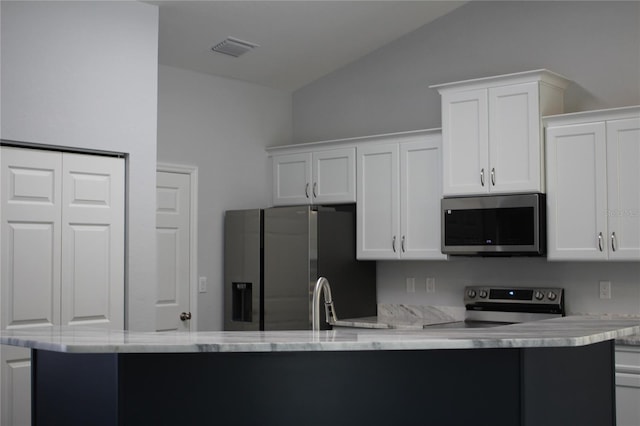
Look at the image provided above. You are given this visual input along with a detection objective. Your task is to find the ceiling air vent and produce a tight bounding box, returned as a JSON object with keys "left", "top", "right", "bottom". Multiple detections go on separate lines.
{"left": 211, "top": 37, "right": 259, "bottom": 58}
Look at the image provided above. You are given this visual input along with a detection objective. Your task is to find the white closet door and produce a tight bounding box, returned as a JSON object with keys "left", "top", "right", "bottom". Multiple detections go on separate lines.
{"left": 61, "top": 153, "right": 124, "bottom": 329}
{"left": 1, "top": 147, "right": 62, "bottom": 426}
{"left": 1, "top": 147, "right": 62, "bottom": 330}
{"left": 155, "top": 171, "right": 191, "bottom": 332}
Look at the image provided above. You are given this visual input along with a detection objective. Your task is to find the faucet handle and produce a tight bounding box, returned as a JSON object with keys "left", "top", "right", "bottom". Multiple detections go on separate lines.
{"left": 325, "top": 301, "right": 338, "bottom": 324}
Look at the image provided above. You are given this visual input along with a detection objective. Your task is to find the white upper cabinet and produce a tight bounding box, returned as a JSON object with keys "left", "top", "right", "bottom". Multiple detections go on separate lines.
{"left": 357, "top": 131, "right": 445, "bottom": 260}
{"left": 545, "top": 106, "right": 640, "bottom": 261}
{"left": 271, "top": 147, "right": 355, "bottom": 206}
{"left": 431, "top": 70, "right": 570, "bottom": 196}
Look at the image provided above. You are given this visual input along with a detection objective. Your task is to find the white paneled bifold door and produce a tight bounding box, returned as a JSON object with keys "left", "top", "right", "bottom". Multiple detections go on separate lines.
{"left": 0, "top": 146, "right": 125, "bottom": 426}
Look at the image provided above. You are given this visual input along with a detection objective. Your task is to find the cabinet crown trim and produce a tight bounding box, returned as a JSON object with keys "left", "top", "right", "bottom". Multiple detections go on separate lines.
{"left": 544, "top": 105, "right": 640, "bottom": 127}
{"left": 267, "top": 128, "right": 442, "bottom": 155}
{"left": 429, "top": 69, "right": 571, "bottom": 93}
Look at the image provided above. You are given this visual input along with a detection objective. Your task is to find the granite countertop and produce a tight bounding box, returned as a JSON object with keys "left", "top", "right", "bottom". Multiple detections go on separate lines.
{"left": 1, "top": 315, "right": 638, "bottom": 354}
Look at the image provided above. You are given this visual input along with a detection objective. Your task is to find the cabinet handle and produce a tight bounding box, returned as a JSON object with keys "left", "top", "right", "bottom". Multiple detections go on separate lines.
{"left": 598, "top": 232, "right": 603, "bottom": 252}
{"left": 611, "top": 232, "right": 617, "bottom": 252}
{"left": 401, "top": 235, "right": 406, "bottom": 253}
{"left": 491, "top": 168, "right": 496, "bottom": 186}
{"left": 392, "top": 236, "right": 397, "bottom": 253}
{"left": 305, "top": 183, "right": 310, "bottom": 198}
{"left": 480, "top": 168, "right": 485, "bottom": 187}
{"left": 313, "top": 182, "right": 317, "bottom": 198}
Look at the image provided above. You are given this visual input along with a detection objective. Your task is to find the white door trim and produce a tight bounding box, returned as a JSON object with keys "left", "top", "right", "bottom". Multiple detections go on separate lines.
{"left": 156, "top": 163, "right": 199, "bottom": 331}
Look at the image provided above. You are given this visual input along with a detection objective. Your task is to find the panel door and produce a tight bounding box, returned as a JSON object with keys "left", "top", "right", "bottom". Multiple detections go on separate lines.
{"left": 357, "top": 143, "right": 399, "bottom": 259}
{"left": 489, "top": 82, "right": 542, "bottom": 193}
{"left": 156, "top": 171, "right": 191, "bottom": 332}
{"left": 400, "top": 137, "right": 446, "bottom": 260}
{"left": 311, "top": 147, "right": 356, "bottom": 204}
{"left": 0, "top": 147, "right": 61, "bottom": 426}
{"left": 272, "top": 153, "right": 312, "bottom": 206}
{"left": 441, "top": 88, "right": 489, "bottom": 195}
{"left": 0, "top": 347, "right": 30, "bottom": 426}
{"left": 606, "top": 117, "right": 640, "bottom": 261}
{"left": 61, "top": 153, "right": 124, "bottom": 329}
{"left": 1, "top": 147, "right": 62, "bottom": 331}
{"left": 546, "top": 123, "right": 608, "bottom": 260}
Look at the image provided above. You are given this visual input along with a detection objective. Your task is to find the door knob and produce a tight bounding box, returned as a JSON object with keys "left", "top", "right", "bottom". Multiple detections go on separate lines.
{"left": 180, "top": 312, "right": 192, "bottom": 321}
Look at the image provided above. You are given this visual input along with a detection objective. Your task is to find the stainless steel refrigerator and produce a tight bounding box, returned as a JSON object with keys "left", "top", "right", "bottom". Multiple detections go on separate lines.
{"left": 224, "top": 204, "right": 376, "bottom": 331}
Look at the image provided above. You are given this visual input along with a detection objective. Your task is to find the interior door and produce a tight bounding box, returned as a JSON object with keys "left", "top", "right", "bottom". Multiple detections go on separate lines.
{"left": 1, "top": 147, "right": 62, "bottom": 426}
{"left": 1, "top": 147, "right": 125, "bottom": 425}
{"left": 61, "top": 153, "right": 124, "bottom": 328}
{"left": 155, "top": 171, "right": 191, "bottom": 331}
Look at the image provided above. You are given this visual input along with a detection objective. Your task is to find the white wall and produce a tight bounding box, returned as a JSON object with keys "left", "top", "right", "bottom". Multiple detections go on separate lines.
{"left": 378, "top": 259, "right": 640, "bottom": 316}
{"left": 293, "top": 1, "right": 640, "bottom": 142}
{"left": 292, "top": 1, "right": 640, "bottom": 315}
{"left": 157, "top": 65, "right": 292, "bottom": 330}
{"left": 1, "top": 1, "right": 159, "bottom": 330}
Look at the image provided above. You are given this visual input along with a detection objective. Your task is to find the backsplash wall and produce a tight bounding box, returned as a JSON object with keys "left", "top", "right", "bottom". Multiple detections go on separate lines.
{"left": 377, "top": 259, "right": 640, "bottom": 316}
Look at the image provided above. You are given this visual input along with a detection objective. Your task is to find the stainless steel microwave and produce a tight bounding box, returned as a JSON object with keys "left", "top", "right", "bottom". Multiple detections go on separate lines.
{"left": 441, "top": 193, "right": 546, "bottom": 256}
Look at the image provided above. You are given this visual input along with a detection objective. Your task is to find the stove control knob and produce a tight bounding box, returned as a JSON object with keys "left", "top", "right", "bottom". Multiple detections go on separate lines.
{"left": 479, "top": 290, "right": 488, "bottom": 299}
{"left": 535, "top": 291, "right": 545, "bottom": 301}
{"left": 547, "top": 291, "right": 557, "bottom": 301}
{"left": 467, "top": 289, "right": 477, "bottom": 299}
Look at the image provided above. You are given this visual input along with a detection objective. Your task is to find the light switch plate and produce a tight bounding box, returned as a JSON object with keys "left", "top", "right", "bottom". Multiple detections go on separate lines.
{"left": 199, "top": 276, "right": 207, "bottom": 293}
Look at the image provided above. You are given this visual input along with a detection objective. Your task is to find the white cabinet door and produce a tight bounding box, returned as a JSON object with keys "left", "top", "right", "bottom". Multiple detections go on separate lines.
{"left": 61, "top": 153, "right": 124, "bottom": 329}
{"left": 400, "top": 138, "right": 446, "bottom": 260}
{"left": 156, "top": 171, "right": 191, "bottom": 332}
{"left": 546, "top": 123, "right": 608, "bottom": 260}
{"left": 606, "top": 118, "right": 640, "bottom": 261}
{"left": 357, "top": 143, "right": 399, "bottom": 259}
{"left": 442, "top": 89, "right": 489, "bottom": 195}
{"left": 616, "top": 346, "right": 640, "bottom": 426}
{"left": 273, "top": 148, "right": 356, "bottom": 206}
{"left": 312, "top": 148, "right": 356, "bottom": 204}
{"left": 0, "top": 347, "right": 31, "bottom": 426}
{"left": 272, "top": 153, "right": 312, "bottom": 206}
{"left": 489, "top": 82, "right": 541, "bottom": 193}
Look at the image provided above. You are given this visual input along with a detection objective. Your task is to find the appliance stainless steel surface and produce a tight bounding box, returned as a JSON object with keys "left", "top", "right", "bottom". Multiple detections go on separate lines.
{"left": 224, "top": 205, "right": 376, "bottom": 331}
{"left": 426, "top": 285, "right": 565, "bottom": 329}
{"left": 441, "top": 193, "right": 546, "bottom": 256}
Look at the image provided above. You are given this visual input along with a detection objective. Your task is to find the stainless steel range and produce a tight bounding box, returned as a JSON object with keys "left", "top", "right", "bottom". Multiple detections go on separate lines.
{"left": 428, "top": 286, "right": 565, "bottom": 329}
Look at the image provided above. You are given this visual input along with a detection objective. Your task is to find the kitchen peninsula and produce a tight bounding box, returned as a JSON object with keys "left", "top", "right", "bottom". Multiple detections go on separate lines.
{"left": 2, "top": 316, "right": 638, "bottom": 426}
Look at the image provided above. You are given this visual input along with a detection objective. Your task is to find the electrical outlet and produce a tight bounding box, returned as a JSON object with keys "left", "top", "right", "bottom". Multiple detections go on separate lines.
{"left": 599, "top": 281, "right": 611, "bottom": 299}
{"left": 199, "top": 276, "right": 207, "bottom": 293}
{"left": 426, "top": 277, "right": 436, "bottom": 293}
{"left": 406, "top": 277, "right": 415, "bottom": 293}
